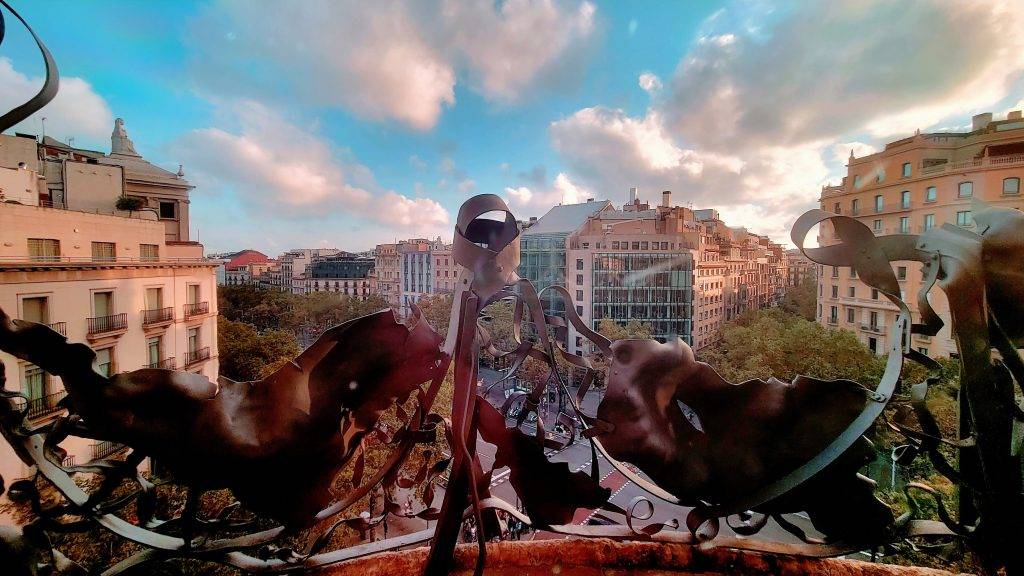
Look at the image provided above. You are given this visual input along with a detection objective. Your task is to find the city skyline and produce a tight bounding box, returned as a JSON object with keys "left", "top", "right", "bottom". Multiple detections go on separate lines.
{"left": 1, "top": 1, "right": 1022, "bottom": 255}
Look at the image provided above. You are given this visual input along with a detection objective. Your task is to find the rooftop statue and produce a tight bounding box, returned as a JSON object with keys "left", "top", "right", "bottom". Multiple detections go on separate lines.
{"left": 110, "top": 118, "right": 140, "bottom": 156}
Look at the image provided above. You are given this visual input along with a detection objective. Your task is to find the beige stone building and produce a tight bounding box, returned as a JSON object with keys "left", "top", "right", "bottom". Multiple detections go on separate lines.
{"left": 299, "top": 253, "right": 375, "bottom": 299}
{"left": 816, "top": 110, "right": 1024, "bottom": 357}
{"left": 0, "top": 122, "right": 218, "bottom": 484}
{"left": 374, "top": 243, "right": 401, "bottom": 307}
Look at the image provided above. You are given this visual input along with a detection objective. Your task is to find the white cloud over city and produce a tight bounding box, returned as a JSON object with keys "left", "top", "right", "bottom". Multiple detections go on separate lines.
{"left": 0, "top": 58, "right": 113, "bottom": 150}
{"left": 549, "top": 0, "right": 1024, "bottom": 244}
{"left": 188, "top": 0, "right": 598, "bottom": 130}
{"left": 173, "top": 100, "right": 450, "bottom": 248}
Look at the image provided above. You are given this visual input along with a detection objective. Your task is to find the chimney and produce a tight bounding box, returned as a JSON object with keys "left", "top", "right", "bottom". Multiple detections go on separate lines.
{"left": 662, "top": 190, "right": 672, "bottom": 208}
{"left": 972, "top": 112, "right": 993, "bottom": 131}
{"left": 1008, "top": 110, "right": 1022, "bottom": 121}
{"left": 629, "top": 187, "right": 639, "bottom": 203}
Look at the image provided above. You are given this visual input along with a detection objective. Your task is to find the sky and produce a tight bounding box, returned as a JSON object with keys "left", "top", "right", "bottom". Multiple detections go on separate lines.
{"left": 2, "top": 0, "right": 1023, "bottom": 255}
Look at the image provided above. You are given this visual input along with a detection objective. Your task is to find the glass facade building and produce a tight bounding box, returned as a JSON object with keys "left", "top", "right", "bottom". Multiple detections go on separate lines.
{"left": 518, "top": 234, "right": 568, "bottom": 316}
{"left": 591, "top": 252, "right": 694, "bottom": 344}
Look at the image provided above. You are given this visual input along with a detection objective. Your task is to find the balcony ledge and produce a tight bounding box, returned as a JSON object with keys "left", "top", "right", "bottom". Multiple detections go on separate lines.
{"left": 320, "top": 539, "right": 954, "bottom": 576}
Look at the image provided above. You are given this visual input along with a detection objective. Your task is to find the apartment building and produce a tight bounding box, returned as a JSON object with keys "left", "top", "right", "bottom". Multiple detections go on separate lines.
{"left": 397, "top": 238, "right": 448, "bottom": 315}
{"left": 535, "top": 189, "right": 786, "bottom": 356}
{"left": 0, "top": 124, "right": 218, "bottom": 483}
{"left": 817, "top": 110, "right": 1024, "bottom": 357}
{"left": 278, "top": 248, "right": 340, "bottom": 294}
{"left": 518, "top": 199, "right": 614, "bottom": 323}
{"left": 786, "top": 248, "right": 815, "bottom": 286}
{"left": 374, "top": 243, "right": 401, "bottom": 307}
{"left": 223, "top": 250, "right": 271, "bottom": 286}
{"left": 299, "top": 253, "right": 374, "bottom": 299}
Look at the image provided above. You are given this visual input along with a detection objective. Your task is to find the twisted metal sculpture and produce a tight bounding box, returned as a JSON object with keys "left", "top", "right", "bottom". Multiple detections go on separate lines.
{"left": 1, "top": 2, "right": 1022, "bottom": 574}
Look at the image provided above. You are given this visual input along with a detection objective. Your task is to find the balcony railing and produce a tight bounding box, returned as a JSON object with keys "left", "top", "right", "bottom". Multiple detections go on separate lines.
{"left": 184, "top": 347, "right": 210, "bottom": 367}
{"left": 47, "top": 321, "right": 66, "bottom": 336}
{"left": 87, "top": 313, "right": 127, "bottom": 335}
{"left": 861, "top": 324, "right": 883, "bottom": 334}
{"left": 183, "top": 302, "right": 209, "bottom": 318}
{"left": 91, "top": 440, "right": 126, "bottom": 461}
{"left": 146, "top": 357, "right": 176, "bottom": 370}
{"left": 142, "top": 307, "right": 174, "bottom": 325}
{"left": 26, "top": 390, "right": 67, "bottom": 419}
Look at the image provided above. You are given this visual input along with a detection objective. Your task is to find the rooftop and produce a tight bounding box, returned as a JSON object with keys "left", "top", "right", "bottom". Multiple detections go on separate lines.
{"left": 523, "top": 199, "right": 613, "bottom": 235}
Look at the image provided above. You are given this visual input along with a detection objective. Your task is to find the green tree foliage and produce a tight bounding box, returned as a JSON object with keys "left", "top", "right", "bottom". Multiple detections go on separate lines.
{"left": 217, "top": 317, "right": 299, "bottom": 381}
{"left": 416, "top": 293, "right": 453, "bottom": 339}
{"left": 699, "top": 307, "right": 886, "bottom": 383}
{"left": 218, "top": 285, "right": 391, "bottom": 334}
{"left": 595, "top": 317, "right": 653, "bottom": 341}
{"left": 779, "top": 276, "right": 817, "bottom": 321}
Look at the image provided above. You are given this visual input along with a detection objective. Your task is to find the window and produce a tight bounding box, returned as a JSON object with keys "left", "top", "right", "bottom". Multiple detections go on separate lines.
{"left": 918, "top": 347, "right": 929, "bottom": 356}
{"left": 923, "top": 214, "right": 935, "bottom": 230}
{"left": 576, "top": 289, "right": 583, "bottom": 301}
{"left": 848, "top": 286, "right": 856, "bottom": 297}
{"left": 876, "top": 169, "right": 885, "bottom": 183}
{"left": 94, "top": 347, "right": 113, "bottom": 377}
{"left": 640, "top": 241, "right": 648, "bottom": 250}
{"left": 850, "top": 268, "right": 858, "bottom": 279}
{"left": 956, "top": 210, "right": 973, "bottom": 227}
{"left": 576, "top": 305, "right": 583, "bottom": 316}
{"left": 897, "top": 266, "right": 907, "bottom": 280}
{"left": 140, "top": 244, "right": 159, "bottom": 261}
{"left": 187, "top": 284, "right": 200, "bottom": 305}
{"left": 22, "top": 296, "right": 49, "bottom": 324}
{"left": 869, "top": 311, "right": 879, "bottom": 328}
{"left": 93, "top": 291, "right": 113, "bottom": 317}
{"left": 853, "top": 175, "right": 862, "bottom": 188}
{"left": 147, "top": 337, "right": 161, "bottom": 366}
{"left": 958, "top": 181, "right": 973, "bottom": 198}
{"left": 1003, "top": 177, "right": 1020, "bottom": 195}
{"left": 871, "top": 288, "right": 879, "bottom": 300}
{"left": 873, "top": 219, "right": 882, "bottom": 231}
{"left": 159, "top": 201, "right": 177, "bottom": 219}
{"left": 847, "top": 308, "right": 855, "bottom": 323}
{"left": 28, "top": 238, "right": 60, "bottom": 262}
{"left": 831, "top": 266, "right": 839, "bottom": 278}
{"left": 611, "top": 241, "right": 619, "bottom": 250}
{"left": 901, "top": 190, "right": 910, "bottom": 208}
{"left": 829, "top": 306, "right": 838, "bottom": 322}
{"left": 187, "top": 327, "right": 200, "bottom": 353}
{"left": 899, "top": 217, "right": 909, "bottom": 233}
{"left": 868, "top": 337, "right": 877, "bottom": 354}
{"left": 874, "top": 195, "right": 883, "bottom": 212}
{"left": 925, "top": 186, "right": 936, "bottom": 202}
{"left": 91, "top": 241, "right": 116, "bottom": 262}
{"left": 851, "top": 198, "right": 860, "bottom": 214}
{"left": 576, "top": 259, "right": 583, "bottom": 271}
{"left": 831, "top": 285, "right": 838, "bottom": 298}
{"left": 902, "top": 162, "right": 911, "bottom": 177}
{"left": 833, "top": 202, "right": 840, "bottom": 213}
{"left": 631, "top": 242, "right": 639, "bottom": 250}
{"left": 576, "top": 274, "right": 583, "bottom": 284}
{"left": 660, "top": 242, "right": 668, "bottom": 250}
{"left": 24, "top": 364, "right": 48, "bottom": 406}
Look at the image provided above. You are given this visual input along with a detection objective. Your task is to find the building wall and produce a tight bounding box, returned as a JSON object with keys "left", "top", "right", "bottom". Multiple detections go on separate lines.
{"left": 0, "top": 204, "right": 218, "bottom": 486}
{"left": 0, "top": 133, "right": 38, "bottom": 169}
{"left": 63, "top": 160, "right": 124, "bottom": 214}
{"left": 0, "top": 164, "right": 40, "bottom": 205}
{"left": 373, "top": 244, "right": 401, "bottom": 307}
{"left": 816, "top": 113, "right": 1024, "bottom": 357}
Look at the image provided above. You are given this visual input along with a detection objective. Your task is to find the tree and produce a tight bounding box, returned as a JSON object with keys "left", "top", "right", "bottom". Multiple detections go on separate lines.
{"left": 217, "top": 317, "right": 300, "bottom": 381}
{"left": 595, "top": 317, "right": 653, "bottom": 341}
{"left": 417, "top": 293, "right": 454, "bottom": 339}
{"left": 779, "top": 276, "right": 817, "bottom": 321}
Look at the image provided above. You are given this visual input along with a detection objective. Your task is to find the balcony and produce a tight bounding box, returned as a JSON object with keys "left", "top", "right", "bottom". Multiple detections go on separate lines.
{"left": 91, "top": 440, "right": 126, "bottom": 461}
{"left": 26, "top": 390, "right": 67, "bottom": 420}
{"left": 183, "top": 302, "right": 209, "bottom": 319}
{"left": 142, "top": 307, "right": 174, "bottom": 326}
{"left": 184, "top": 346, "right": 210, "bottom": 367}
{"left": 861, "top": 324, "right": 884, "bottom": 334}
{"left": 87, "top": 313, "right": 127, "bottom": 336}
{"left": 47, "top": 321, "right": 66, "bottom": 336}
{"left": 146, "top": 357, "right": 176, "bottom": 370}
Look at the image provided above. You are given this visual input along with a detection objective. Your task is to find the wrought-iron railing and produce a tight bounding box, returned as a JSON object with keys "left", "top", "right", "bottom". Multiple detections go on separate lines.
{"left": 142, "top": 307, "right": 173, "bottom": 325}
{"left": 146, "top": 357, "right": 175, "bottom": 370}
{"left": 46, "top": 321, "right": 66, "bottom": 336}
{"left": 91, "top": 441, "right": 125, "bottom": 461}
{"left": 183, "top": 347, "right": 210, "bottom": 366}
{"left": 183, "top": 302, "right": 209, "bottom": 318}
{"left": 87, "top": 313, "right": 127, "bottom": 335}
{"left": 25, "top": 390, "right": 66, "bottom": 419}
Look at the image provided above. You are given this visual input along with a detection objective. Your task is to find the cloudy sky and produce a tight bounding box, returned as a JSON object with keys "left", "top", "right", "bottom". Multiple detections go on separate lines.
{"left": 2, "top": 0, "right": 1023, "bottom": 254}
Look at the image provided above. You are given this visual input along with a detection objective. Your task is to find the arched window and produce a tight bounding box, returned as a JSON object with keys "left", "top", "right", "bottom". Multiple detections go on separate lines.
{"left": 958, "top": 181, "right": 973, "bottom": 198}
{"left": 1003, "top": 177, "right": 1020, "bottom": 195}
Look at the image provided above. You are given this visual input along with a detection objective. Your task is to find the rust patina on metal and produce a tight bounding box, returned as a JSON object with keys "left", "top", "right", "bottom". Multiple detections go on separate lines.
{"left": 1, "top": 2, "right": 1022, "bottom": 575}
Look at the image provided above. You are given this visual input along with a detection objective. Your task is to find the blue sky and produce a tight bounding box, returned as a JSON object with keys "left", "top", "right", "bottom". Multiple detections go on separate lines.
{"left": 2, "top": 1, "right": 1023, "bottom": 254}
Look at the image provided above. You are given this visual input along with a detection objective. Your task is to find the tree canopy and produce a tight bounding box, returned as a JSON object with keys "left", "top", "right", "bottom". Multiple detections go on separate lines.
{"left": 217, "top": 317, "right": 300, "bottom": 381}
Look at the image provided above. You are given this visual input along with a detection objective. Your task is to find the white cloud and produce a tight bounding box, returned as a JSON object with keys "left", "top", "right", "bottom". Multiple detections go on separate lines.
{"left": 0, "top": 58, "right": 114, "bottom": 149}
{"left": 503, "top": 171, "right": 592, "bottom": 216}
{"left": 638, "top": 72, "right": 662, "bottom": 94}
{"left": 663, "top": 0, "right": 1024, "bottom": 150}
{"left": 457, "top": 178, "right": 477, "bottom": 193}
{"left": 174, "top": 100, "right": 450, "bottom": 241}
{"left": 830, "top": 142, "right": 878, "bottom": 165}
{"left": 189, "top": 0, "right": 598, "bottom": 129}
